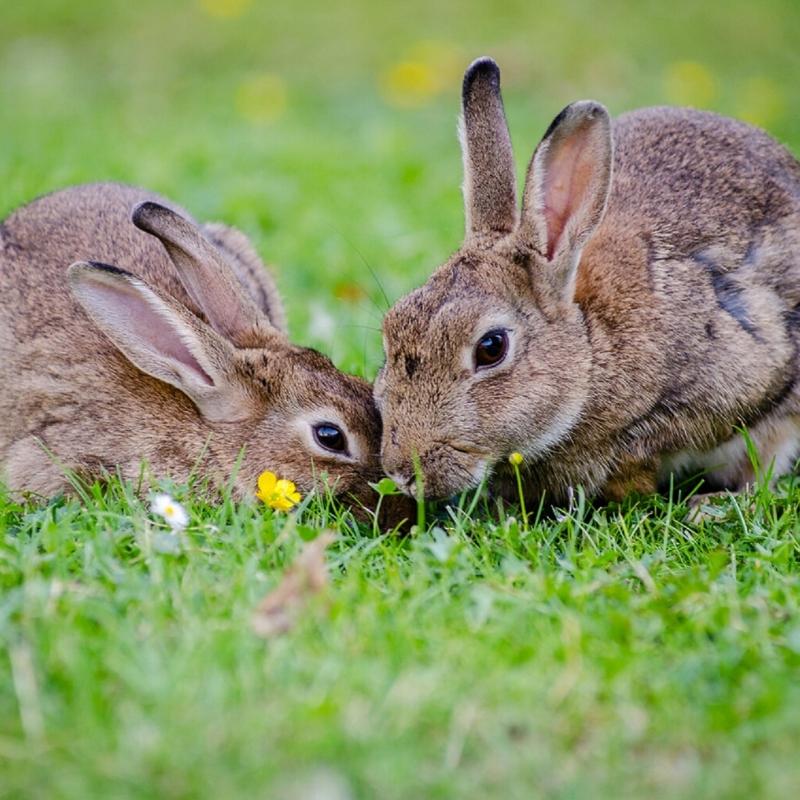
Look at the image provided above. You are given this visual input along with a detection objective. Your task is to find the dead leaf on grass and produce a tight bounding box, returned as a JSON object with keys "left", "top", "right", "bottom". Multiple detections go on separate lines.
{"left": 252, "top": 532, "right": 335, "bottom": 638}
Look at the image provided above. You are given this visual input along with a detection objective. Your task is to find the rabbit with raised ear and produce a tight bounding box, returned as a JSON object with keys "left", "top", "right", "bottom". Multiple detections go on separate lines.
{"left": 0, "top": 182, "right": 409, "bottom": 522}
{"left": 376, "top": 57, "right": 800, "bottom": 506}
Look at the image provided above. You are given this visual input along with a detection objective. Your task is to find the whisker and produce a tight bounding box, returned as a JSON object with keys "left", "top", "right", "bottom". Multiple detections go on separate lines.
{"left": 343, "top": 235, "right": 392, "bottom": 311}
{"left": 336, "top": 324, "right": 383, "bottom": 333}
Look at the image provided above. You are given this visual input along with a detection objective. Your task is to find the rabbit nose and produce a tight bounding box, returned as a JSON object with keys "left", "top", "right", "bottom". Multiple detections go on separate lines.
{"left": 381, "top": 433, "right": 421, "bottom": 495}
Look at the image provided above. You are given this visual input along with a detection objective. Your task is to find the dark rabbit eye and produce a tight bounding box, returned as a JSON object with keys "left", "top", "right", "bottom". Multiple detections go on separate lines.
{"left": 474, "top": 329, "right": 509, "bottom": 369}
{"left": 313, "top": 423, "right": 348, "bottom": 454}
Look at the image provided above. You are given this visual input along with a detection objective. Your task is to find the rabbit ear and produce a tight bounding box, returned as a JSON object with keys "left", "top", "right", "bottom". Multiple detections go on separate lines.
{"left": 69, "top": 261, "right": 253, "bottom": 422}
{"left": 460, "top": 57, "right": 518, "bottom": 240}
{"left": 132, "top": 202, "right": 275, "bottom": 349}
{"left": 518, "top": 101, "right": 612, "bottom": 297}
{"left": 201, "top": 222, "right": 289, "bottom": 334}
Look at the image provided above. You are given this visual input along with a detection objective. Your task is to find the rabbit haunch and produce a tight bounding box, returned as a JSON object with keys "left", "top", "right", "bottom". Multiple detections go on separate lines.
{"left": 0, "top": 182, "right": 386, "bottom": 511}
{"left": 377, "top": 57, "right": 800, "bottom": 504}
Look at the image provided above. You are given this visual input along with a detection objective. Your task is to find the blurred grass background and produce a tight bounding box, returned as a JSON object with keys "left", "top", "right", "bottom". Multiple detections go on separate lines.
{"left": 3, "top": 4, "right": 800, "bottom": 799}
{"left": 2, "top": 0, "right": 798, "bottom": 377}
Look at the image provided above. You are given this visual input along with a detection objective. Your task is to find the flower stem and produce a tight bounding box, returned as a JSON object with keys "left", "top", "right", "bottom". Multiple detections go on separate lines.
{"left": 513, "top": 462, "right": 528, "bottom": 529}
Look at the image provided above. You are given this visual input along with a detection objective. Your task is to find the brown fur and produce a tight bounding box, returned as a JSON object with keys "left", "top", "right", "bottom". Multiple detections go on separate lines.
{"left": 377, "top": 58, "right": 800, "bottom": 504}
{"left": 202, "top": 221, "right": 288, "bottom": 333}
{"left": 0, "top": 182, "right": 406, "bottom": 523}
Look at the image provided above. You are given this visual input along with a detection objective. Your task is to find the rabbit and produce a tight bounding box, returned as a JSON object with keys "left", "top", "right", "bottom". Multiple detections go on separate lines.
{"left": 0, "top": 181, "right": 410, "bottom": 524}
{"left": 375, "top": 57, "right": 800, "bottom": 510}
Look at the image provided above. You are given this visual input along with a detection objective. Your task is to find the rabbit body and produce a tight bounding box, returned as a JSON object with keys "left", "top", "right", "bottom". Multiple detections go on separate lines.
{"left": 377, "top": 59, "right": 800, "bottom": 503}
{"left": 544, "top": 106, "right": 800, "bottom": 500}
{"left": 0, "top": 182, "right": 384, "bottom": 505}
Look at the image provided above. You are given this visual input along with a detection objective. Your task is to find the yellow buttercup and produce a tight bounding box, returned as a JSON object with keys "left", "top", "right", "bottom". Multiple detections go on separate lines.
{"left": 257, "top": 470, "right": 301, "bottom": 512}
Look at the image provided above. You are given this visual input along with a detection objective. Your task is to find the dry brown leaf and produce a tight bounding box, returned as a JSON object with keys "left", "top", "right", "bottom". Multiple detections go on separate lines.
{"left": 333, "top": 281, "right": 367, "bottom": 303}
{"left": 252, "top": 532, "right": 335, "bottom": 638}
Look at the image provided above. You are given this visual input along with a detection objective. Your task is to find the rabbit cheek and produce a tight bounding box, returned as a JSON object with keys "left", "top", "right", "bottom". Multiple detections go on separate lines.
{"left": 421, "top": 446, "right": 490, "bottom": 500}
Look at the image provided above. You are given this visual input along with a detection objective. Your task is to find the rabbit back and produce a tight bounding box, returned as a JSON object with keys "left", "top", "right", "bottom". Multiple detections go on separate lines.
{"left": 0, "top": 185, "right": 196, "bottom": 490}
{"left": 532, "top": 108, "right": 800, "bottom": 499}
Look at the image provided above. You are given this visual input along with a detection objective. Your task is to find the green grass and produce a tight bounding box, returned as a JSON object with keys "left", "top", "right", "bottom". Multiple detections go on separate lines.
{"left": 3, "top": 482, "right": 800, "bottom": 798}
{"left": 2, "top": 1, "right": 800, "bottom": 797}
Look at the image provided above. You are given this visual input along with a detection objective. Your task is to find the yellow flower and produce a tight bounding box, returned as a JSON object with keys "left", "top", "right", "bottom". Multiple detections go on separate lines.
{"left": 509, "top": 452, "right": 524, "bottom": 467}
{"left": 379, "top": 40, "right": 464, "bottom": 109}
{"left": 257, "top": 470, "right": 301, "bottom": 512}
{"left": 379, "top": 61, "right": 439, "bottom": 109}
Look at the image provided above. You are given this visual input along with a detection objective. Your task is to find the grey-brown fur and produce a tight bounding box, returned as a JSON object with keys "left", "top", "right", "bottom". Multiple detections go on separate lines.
{"left": 377, "top": 57, "right": 800, "bottom": 505}
{"left": 0, "top": 182, "right": 399, "bottom": 519}
{"left": 202, "top": 221, "right": 288, "bottom": 333}
{"left": 460, "top": 58, "right": 518, "bottom": 239}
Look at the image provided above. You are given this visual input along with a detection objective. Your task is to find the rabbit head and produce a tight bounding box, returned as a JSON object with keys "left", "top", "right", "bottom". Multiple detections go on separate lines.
{"left": 68, "top": 201, "right": 393, "bottom": 516}
{"left": 376, "top": 58, "right": 612, "bottom": 499}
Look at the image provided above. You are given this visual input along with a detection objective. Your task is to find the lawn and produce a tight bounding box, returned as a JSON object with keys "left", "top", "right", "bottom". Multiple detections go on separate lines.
{"left": 2, "top": 1, "right": 800, "bottom": 797}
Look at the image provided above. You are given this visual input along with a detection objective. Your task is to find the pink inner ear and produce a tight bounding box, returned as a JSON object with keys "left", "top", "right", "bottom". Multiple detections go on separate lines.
{"left": 541, "top": 131, "right": 594, "bottom": 260}
{"left": 87, "top": 280, "right": 214, "bottom": 386}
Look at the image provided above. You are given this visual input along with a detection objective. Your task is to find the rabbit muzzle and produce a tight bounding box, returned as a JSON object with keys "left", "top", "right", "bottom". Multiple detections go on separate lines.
{"left": 381, "top": 436, "right": 490, "bottom": 500}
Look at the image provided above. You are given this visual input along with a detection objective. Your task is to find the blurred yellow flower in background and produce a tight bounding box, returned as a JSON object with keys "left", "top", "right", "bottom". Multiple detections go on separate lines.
{"left": 333, "top": 281, "right": 367, "bottom": 303}
{"left": 198, "top": 0, "right": 252, "bottom": 19}
{"left": 235, "top": 73, "right": 287, "bottom": 124}
{"left": 663, "top": 60, "right": 717, "bottom": 108}
{"left": 379, "top": 40, "right": 464, "bottom": 109}
{"left": 736, "top": 76, "right": 785, "bottom": 129}
{"left": 380, "top": 61, "right": 439, "bottom": 109}
{"left": 257, "top": 470, "right": 301, "bottom": 512}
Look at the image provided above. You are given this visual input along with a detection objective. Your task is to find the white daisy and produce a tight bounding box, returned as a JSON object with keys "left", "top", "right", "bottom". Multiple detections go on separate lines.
{"left": 150, "top": 493, "right": 189, "bottom": 532}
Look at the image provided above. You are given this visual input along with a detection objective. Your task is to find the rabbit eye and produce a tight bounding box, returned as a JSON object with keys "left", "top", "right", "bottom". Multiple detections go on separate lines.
{"left": 474, "top": 329, "right": 509, "bottom": 370}
{"left": 313, "top": 422, "right": 348, "bottom": 454}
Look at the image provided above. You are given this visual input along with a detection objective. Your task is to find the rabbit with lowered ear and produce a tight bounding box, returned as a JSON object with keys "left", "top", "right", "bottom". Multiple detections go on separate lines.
{"left": 376, "top": 57, "right": 800, "bottom": 506}
{"left": 0, "top": 182, "right": 403, "bottom": 520}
